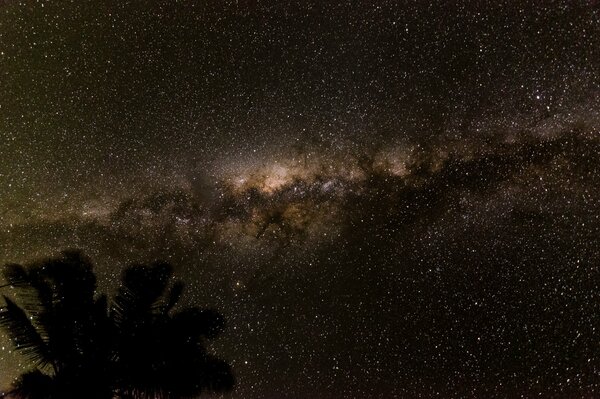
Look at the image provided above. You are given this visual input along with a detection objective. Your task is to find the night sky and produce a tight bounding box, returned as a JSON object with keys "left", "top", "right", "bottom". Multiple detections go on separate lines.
{"left": 1, "top": 1, "right": 600, "bottom": 397}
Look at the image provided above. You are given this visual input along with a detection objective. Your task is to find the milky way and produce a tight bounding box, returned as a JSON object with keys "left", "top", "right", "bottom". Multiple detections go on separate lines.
{"left": 1, "top": 1, "right": 600, "bottom": 398}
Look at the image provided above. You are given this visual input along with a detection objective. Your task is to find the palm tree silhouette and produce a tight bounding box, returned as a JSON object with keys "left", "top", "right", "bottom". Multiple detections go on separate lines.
{"left": 0, "top": 250, "right": 234, "bottom": 398}
{"left": 110, "top": 261, "right": 234, "bottom": 398}
{"left": 0, "top": 250, "right": 112, "bottom": 399}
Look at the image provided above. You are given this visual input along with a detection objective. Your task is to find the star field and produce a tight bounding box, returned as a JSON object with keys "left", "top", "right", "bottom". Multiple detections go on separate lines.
{"left": 1, "top": 1, "right": 600, "bottom": 398}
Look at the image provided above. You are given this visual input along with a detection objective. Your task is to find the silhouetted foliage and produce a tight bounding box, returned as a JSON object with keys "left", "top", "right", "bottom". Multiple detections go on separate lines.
{"left": 0, "top": 250, "right": 234, "bottom": 399}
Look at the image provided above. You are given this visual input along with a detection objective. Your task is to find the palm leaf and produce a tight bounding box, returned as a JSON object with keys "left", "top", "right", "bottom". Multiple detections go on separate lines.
{"left": 162, "top": 281, "right": 184, "bottom": 314}
{"left": 1, "top": 262, "right": 53, "bottom": 319}
{"left": 40, "top": 250, "right": 97, "bottom": 307}
{"left": 198, "top": 356, "right": 235, "bottom": 393}
{"left": 0, "top": 296, "right": 50, "bottom": 368}
{"left": 2, "top": 268, "right": 54, "bottom": 348}
{"left": 9, "top": 369, "right": 54, "bottom": 398}
{"left": 111, "top": 262, "right": 173, "bottom": 327}
{"left": 1, "top": 263, "right": 29, "bottom": 288}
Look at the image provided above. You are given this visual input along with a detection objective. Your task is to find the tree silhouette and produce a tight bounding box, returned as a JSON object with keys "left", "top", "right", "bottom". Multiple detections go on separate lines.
{"left": 0, "top": 250, "right": 234, "bottom": 399}
{"left": 110, "top": 261, "right": 234, "bottom": 398}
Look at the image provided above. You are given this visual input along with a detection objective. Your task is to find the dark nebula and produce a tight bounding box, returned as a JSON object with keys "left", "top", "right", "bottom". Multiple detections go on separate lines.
{"left": 1, "top": 1, "right": 600, "bottom": 398}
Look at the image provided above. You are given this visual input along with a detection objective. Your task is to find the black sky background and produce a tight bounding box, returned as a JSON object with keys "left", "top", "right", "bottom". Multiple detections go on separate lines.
{"left": 1, "top": 1, "right": 600, "bottom": 398}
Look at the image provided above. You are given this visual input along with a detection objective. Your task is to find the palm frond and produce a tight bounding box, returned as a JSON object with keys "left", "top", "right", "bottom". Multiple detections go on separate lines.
{"left": 111, "top": 262, "right": 173, "bottom": 327}
{"left": 162, "top": 281, "right": 184, "bottom": 314}
{"left": 1, "top": 262, "right": 53, "bottom": 318}
{"left": 10, "top": 369, "right": 54, "bottom": 398}
{"left": 199, "top": 356, "right": 235, "bottom": 393}
{"left": 3, "top": 268, "right": 54, "bottom": 349}
{"left": 1, "top": 263, "right": 29, "bottom": 288}
{"left": 0, "top": 296, "right": 50, "bottom": 369}
{"left": 36, "top": 250, "right": 97, "bottom": 307}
